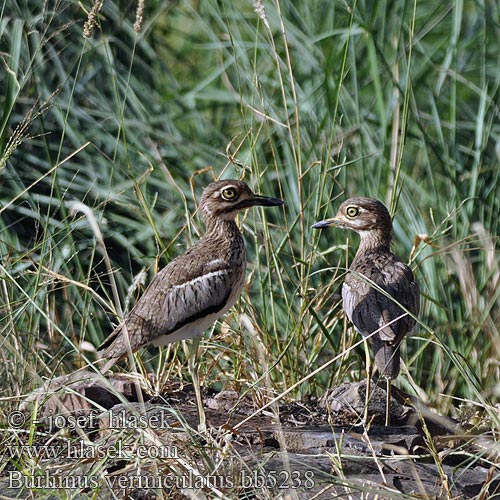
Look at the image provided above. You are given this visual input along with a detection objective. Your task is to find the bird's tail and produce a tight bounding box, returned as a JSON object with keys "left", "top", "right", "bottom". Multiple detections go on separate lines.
{"left": 374, "top": 343, "right": 400, "bottom": 379}
{"left": 95, "top": 356, "right": 118, "bottom": 374}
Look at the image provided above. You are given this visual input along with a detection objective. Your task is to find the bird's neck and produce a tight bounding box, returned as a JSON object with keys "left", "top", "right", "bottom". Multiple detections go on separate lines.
{"left": 203, "top": 216, "right": 245, "bottom": 263}
{"left": 355, "top": 229, "right": 392, "bottom": 255}
{"left": 204, "top": 216, "right": 240, "bottom": 238}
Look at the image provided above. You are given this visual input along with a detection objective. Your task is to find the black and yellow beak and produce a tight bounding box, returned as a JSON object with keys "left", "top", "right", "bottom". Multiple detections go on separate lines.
{"left": 238, "top": 194, "right": 284, "bottom": 209}
{"left": 312, "top": 217, "right": 342, "bottom": 229}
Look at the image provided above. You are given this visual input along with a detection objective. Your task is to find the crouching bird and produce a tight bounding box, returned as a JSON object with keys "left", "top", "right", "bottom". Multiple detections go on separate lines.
{"left": 313, "top": 197, "right": 419, "bottom": 425}
{"left": 98, "top": 179, "right": 283, "bottom": 429}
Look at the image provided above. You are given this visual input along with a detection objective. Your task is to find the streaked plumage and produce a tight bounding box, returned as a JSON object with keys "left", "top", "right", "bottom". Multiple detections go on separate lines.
{"left": 313, "top": 197, "right": 419, "bottom": 424}
{"left": 98, "top": 180, "right": 283, "bottom": 369}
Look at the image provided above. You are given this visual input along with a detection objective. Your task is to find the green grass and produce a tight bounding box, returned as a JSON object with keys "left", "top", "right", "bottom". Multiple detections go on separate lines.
{"left": 1, "top": 0, "right": 500, "bottom": 497}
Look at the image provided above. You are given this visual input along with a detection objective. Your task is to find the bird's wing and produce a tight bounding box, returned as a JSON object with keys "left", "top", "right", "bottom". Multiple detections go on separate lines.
{"left": 343, "top": 259, "right": 419, "bottom": 344}
{"left": 149, "top": 259, "right": 234, "bottom": 336}
{"left": 377, "top": 260, "right": 419, "bottom": 342}
{"left": 98, "top": 257, "right": 234, "bottom": 359}
{"left": 342, "top": 279, "right": 386, "bottom": 339}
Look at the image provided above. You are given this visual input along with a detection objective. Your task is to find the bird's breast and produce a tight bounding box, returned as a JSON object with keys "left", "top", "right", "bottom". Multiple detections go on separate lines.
{"left": 225, "top": 254, "right": 247, "bottom": 310}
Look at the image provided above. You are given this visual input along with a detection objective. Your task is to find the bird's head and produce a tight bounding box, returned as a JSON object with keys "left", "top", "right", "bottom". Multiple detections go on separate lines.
{"left": 200, "top": 179, "right": 283, "bottom": 221}
{"left": 312, "top": 197, "right": 392, "bottom": 237}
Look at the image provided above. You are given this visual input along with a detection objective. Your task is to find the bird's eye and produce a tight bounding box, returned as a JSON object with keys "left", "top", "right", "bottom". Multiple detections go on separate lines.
{"left": 221, "top": 187, "right": 238, "bottom": 200}
{"left": 345, "top": 206, "right": 360, "bottom": 218}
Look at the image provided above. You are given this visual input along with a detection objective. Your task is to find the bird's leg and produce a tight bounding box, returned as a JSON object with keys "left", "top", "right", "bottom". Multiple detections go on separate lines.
{"left": 385, "top": 378, "right": 392, "bottom": 426}
{"left": 363, "top": 337, "right": 371, "bottom": 425}
{"left": 185, "top": 337, "right": 206, "bottom": 433}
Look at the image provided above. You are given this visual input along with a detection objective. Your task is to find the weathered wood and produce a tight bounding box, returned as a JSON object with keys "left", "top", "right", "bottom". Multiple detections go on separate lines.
{"left": 11, "top": 377, "right": 500, "bottom": 499}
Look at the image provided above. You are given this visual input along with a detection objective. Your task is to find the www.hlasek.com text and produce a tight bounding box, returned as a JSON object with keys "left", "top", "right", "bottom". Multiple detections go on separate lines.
{"left": 7, "top": 441, "right": 178, "bottom": 460}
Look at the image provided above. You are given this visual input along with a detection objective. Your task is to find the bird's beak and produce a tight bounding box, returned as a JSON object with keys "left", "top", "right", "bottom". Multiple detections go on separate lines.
{"left": 311, "top": 217, "right": 342, "bottom": 229}
{"left": 243, "top": 194, "right": 284, "bottom": 208}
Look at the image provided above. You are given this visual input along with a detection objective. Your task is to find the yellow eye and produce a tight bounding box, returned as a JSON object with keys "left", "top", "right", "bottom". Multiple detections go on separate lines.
{"left": 221, "top": 187, "right": 238, "bottom": 200}
{"left": 345, "top": 206, "right": 359, "bottom": 218}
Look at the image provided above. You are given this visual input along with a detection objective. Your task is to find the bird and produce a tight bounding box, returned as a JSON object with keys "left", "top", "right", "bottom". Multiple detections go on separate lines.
{"left": 98, "top": 179, "right": 283, "bottom": 428}
{"left": 312, "top": 197, "right": 419, "bottom": 425}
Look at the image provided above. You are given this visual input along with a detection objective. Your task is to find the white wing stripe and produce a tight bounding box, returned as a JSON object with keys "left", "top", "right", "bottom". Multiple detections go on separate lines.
{"left": 206, "top": 258, "right": 226, "bottom": 268}
{"left": 172, "top": 269, "right": 228, "bottom": 291}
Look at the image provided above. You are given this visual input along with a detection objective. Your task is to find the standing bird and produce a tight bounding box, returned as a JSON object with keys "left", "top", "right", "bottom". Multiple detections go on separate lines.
{"left": 98, "top": 179, "right": 283, "bottom": 428}
{"left": 313, "top": 197, "right": 419, "bottom": 425}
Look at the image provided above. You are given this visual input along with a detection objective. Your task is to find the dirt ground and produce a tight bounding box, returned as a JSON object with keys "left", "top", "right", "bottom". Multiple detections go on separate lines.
{"left": 3, "top": 373, "right": 500, "bottom": 499}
